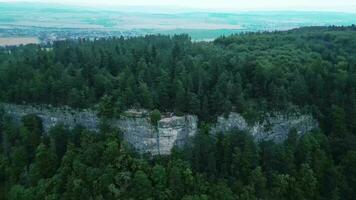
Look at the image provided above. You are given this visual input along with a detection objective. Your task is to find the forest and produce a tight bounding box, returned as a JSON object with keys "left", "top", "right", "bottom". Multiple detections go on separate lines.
{"left": 0, "top": 26, "right": 356, "bottom": 199}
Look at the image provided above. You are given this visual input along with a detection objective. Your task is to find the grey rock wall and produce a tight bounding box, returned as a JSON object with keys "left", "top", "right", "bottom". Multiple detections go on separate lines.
{"left": 116, "top": 114, "right": 198, "bottom": 155}
{"left": 2, "top": 103, "right": 318, "bottom": 155}
{"left": 211, "top": 112, "right": 318, "bottom": 143}
{"left": 1, "top": 103, "right": 198, "bottom": 155}
{"left": 3, "top": 103, "right": 99, "bottom": 132}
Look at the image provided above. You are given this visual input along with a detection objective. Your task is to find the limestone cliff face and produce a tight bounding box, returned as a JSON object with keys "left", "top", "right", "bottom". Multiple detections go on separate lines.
{"left": 211, "top": 112, "right": 318, "bottom": 143}
{"left": 3, "top": 103, "right": 99, "bottom": 132}
{"left": 2, "top": 103, "right": 317, "bottom": 154}
{"left": 116, "top": 114, "right": 197, "bottom": 155}
{"left": 2, "top": 103, "right": 198, "bottom": 155}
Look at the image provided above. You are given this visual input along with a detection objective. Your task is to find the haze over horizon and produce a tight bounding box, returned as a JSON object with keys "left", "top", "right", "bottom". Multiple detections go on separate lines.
{"left": 1, "top": 0, "right": 356, "bottom": 42}
{"left": 1, "top": 0, "right": 356, "bottom": 13}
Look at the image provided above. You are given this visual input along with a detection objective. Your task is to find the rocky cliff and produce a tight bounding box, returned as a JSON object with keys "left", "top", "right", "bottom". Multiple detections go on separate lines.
{"left": 1, "top": 103, "right": 318, "bottom": 155}
{"left": 116, "top": 114, "right": 197, "bottom": 155}
{"left": 1, "top": 103, "right": 198, "bottom": 155}
{"left": 211, "top": 112, "right": 318, "bottom": 143}
{"left": 3, "top": 103, "right": 99, "bottom": 132}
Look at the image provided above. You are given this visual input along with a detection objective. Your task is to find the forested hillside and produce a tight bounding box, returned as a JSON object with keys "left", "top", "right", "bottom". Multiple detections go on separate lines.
{"left": 1, "top": 26, "right": 356, "bottom": 199}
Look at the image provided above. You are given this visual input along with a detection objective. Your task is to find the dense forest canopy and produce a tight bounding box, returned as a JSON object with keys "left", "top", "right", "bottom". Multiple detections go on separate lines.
{"left": 1, "top": 26, "right": 356, "bottom": 199}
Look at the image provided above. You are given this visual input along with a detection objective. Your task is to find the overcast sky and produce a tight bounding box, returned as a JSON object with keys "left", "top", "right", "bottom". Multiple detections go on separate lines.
{"left": 1, "top": 0, "right": 356, "bottom": 12}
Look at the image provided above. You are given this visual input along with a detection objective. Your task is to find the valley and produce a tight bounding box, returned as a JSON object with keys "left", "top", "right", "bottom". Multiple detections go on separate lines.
{"left": 1, "top": 2, "right": 356, "bottom": 42}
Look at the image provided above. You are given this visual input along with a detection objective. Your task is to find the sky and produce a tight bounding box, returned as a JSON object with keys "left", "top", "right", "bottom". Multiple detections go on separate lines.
{"left": 1, "top": 0, "right": 356, "bottom": 12}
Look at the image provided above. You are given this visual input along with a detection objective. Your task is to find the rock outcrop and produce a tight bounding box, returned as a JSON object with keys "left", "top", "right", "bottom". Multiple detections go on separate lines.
{"left": 211, "top": 112, "right": 318, "bottom": 143}
{"left": 3, "top": 103, "right": 99, "bottom": 132}
{"left": 1, "top": 103, "right": 318, "bottom": 154}
{"left": 117, "top": 114, "right": 197, "bottom": 155}
{"left": 1, "top": 103, "right": 198, "bottom": 155}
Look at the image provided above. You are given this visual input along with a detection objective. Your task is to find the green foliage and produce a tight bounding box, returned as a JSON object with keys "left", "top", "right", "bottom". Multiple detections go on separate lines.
{"left": 21, "top": 114, "right": 43, "bottom": 135}
{"left": 29, "top": 143, "right": 57, "bottom": 181}
{"left": 341, "top": 151, "right": 356, "bottom": 199}
{"left": 150, "top": 109, "right": 161, "bottom": 127}
{"left": 132, "top": 170, "right": 153, "bottom": 199}
{"left": 98, "top": 95, "right": 115, "bottom": 119}
{"left": 0, "top": 27, "right": 355, "bottom": 128}
{"left": 20, "top": 114, "right": 43, "bottom": 161}
{"left": 8, "top": 185, "right": 33, "bottom": 200}
{"left": 138, "top": 82, "right": 154, "bottom": 109}
{"left": 0, "top": 26, "right": 356, "bottom": 199}
{"left": 0, "top": 118, "right": 354, "bottom": 200}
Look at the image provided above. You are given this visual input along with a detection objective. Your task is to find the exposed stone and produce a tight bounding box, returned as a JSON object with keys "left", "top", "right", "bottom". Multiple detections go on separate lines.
{"left": 2, "top": 103, "right": 318, "bottom": 155}
{"left": 157, "top": 115, "right": 198, "bottom": 154}
{"left": 2, "top": 103, "right": 99, "bottom": 132}
{"left": 1, "top": 103, "right": 198, "bottom": 155}
{"left": 211, "top": 113, "right": 248, "bottom": 133}
{"left": 211, "top": 112, "right": 318, "bottom": 143}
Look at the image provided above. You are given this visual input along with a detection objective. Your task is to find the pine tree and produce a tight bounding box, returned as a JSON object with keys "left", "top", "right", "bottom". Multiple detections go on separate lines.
{"left": 132, "top": 170, "right": 153, "bottom": 200}
{"left": 31, "top": 143, "right": 57, "bottom": 180}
